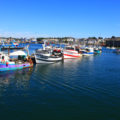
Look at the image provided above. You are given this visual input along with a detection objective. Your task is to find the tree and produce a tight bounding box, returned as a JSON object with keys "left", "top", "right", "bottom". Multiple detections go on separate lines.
{"left": 98, "top": 37, "right": 103, "bottom": 39}
{"left": 37, "top": 38, "right": 45, "bottom": 43}
{"left": 111, "top": 36, "right": 116, "bottom": 39}
{"left": 88, "top": 37, "right": 97, "bottom": 39}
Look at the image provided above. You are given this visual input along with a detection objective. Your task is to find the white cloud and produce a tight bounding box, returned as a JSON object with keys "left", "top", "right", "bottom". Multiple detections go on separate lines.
{"left": 0, "top": 31, "right": 51, "bottom": 38}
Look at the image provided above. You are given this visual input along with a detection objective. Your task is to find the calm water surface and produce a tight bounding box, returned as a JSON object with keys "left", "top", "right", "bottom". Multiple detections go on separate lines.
{"left": 0, "top": 47, "right": 120, "bottom": 120}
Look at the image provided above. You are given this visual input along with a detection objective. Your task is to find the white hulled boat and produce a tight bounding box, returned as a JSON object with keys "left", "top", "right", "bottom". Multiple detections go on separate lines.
{"left": 35, "top": 42, "right": 63, "bottom": 63}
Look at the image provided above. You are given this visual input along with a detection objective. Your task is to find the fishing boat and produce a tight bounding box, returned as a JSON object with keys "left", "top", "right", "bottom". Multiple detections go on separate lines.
{"left": 35, "top": 42, "right": 63, "bottom": 63}
{"left": 94, "top": 47, "right": 102, "bottom": 54}
{"left": 63, "top": 46, "right": 82, "bottom": 59}
{"left": 106, "top": 47, "right": 111, "bottom": 49}
{"left": 106, "top": 46, "right": 115, "bottom": 49}
{"left": 1, "top": 40, "right": 24, "bottom": 50}
{"left": 81, "top": 47, "right": 94, "bottom": 56}
{"left": 0, "top": 49, "right": 33, "bottom": 71}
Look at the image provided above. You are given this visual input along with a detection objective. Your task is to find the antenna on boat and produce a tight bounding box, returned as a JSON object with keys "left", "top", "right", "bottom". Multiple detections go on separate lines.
{"left": 24, "top": 45, "right": 30, "bottom": 57}
{"left": 43, "top": 40, "right": 47, "bottom": 50}
{"left": 27, "top": 45, "right": 29, "bottom": 56}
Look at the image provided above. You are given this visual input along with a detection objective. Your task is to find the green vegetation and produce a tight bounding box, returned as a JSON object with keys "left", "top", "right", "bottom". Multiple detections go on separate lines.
{"left": 88, "top": 37, "right": 97, "bottom": 39}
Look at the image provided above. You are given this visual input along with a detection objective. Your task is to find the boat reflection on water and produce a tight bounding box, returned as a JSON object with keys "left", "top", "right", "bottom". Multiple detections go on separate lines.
{"left": 34, "top": 57, "right": 83, "bottom": 72}
{"left": 64, "top": 57, "right": 82, "bottom": 64}
{"left": 33, "top": 58, "right": 83, "bottom": 85}
{"left": 0, "top": 67, "right": 33, "bottom": 78}
{"left": 63, "top": 57, "right": 82, "bottom": 68}
{"left": 82, "top": 54, "right": 94, "bottom": 61}
{"left": 0, "top": 67, "right": 33, "bottom": 95}
{"left": 34, "top": 61, "right": 64, "bottom": 73}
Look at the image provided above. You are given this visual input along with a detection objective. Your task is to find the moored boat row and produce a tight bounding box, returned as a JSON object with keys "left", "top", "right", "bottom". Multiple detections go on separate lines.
{"left": 0, "top": 42, "right": 102, "bottom": 71}
{"left": 34, "top": 43, "right": 102, "bottom": 63}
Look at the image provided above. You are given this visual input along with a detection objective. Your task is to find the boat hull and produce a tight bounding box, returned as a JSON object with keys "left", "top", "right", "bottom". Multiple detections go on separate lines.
{"left": 94, "top": 50, "right": 101, "bottom": 54}
{"left": 1, "top": 47, "right": 24, "bottom": 51}
{"left": 35, "top": 55, "right": 63, "bottom": 63}
{"left": 64, "top": 54, "right": 82, "bottom": 59}
{"left": 63, "top": 50, "right": 82, "bottom": 59}
{"left": 0, "top": 62, "right": 32, "bottom": 71}
{"left": 82, "top": 52, "right": 94, "bottom": 56}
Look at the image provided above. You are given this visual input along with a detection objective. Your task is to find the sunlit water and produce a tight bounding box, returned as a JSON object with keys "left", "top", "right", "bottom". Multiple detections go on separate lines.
{"left": 0, "top": 47, "right": 120, "bottom": 120}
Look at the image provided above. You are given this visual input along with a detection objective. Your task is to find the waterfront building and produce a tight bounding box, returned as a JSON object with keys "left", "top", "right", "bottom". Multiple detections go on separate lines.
{"left": 105, "top": 37, "right": 120, "bottom": 47}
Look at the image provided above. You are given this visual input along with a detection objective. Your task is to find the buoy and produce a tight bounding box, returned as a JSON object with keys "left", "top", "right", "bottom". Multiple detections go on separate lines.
{"left": 57, "top": 49, "right": 61, "bottom": 52}
{"left": 6, "top": 62, "right": 9, "bottom": 67}
{"left": 53, "top": 49, "right": 56, "bottom": 52}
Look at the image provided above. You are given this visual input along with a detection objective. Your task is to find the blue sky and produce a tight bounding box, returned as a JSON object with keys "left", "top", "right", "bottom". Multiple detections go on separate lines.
{"left": 0, "top": 0, "right": 120, "bottom": 38}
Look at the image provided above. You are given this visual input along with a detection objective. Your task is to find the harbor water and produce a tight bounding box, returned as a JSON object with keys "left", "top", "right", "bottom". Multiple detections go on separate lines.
{"left": 0, "top": 46, "right": 120, "bottom": 120}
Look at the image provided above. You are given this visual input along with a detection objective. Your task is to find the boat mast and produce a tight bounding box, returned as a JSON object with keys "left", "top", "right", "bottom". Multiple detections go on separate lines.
{"left": 43, "top": 40, "right": 47, "bottom": 50}
{"left": 26, "top": 45, "right": 29, "bottom": 57}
